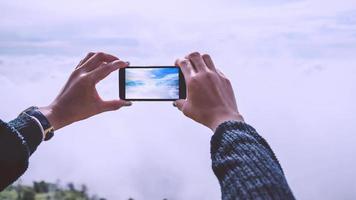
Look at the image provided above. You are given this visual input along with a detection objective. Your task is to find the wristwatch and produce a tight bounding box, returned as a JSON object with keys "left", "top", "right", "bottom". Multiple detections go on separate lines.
{"left": 22, "top": 106, "right": 54, "bottom": 141}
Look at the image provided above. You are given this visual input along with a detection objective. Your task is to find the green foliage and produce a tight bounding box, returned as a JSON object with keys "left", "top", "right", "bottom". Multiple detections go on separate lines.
{"left": 0, "top": 180, "right": 104, "bottom": 200}
{"left": 0, "top": 181, "right": 169, "bottom": 200}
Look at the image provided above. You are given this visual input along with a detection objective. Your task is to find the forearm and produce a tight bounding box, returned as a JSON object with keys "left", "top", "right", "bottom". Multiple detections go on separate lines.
{"left": 211, "top": 121, "right": 294, "bottom": 200}
{"left": 0, "top": 113, "right": 43, "bottom": 191}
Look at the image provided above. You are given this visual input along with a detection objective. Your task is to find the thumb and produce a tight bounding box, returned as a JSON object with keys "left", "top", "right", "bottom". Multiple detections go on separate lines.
{"left": 173, "top": 99, "right": 186, "bottom": 111}
{"left": 101, "top": 99, "right": 132, "bottom": 112}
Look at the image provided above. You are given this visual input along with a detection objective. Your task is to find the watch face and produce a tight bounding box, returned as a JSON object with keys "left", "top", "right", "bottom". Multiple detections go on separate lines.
{"left": 44, "top": 131, "right": 54, "bottom": 141}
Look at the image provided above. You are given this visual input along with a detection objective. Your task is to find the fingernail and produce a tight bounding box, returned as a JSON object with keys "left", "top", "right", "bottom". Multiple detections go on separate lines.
{"left": 172, "top": 102, "right": 177, "bottom": 107}
{"left": 113, "top": 61, "right": 127, "bottom": 68}
{"left": 124, "top": 101, "right": 132, "bottom": 106}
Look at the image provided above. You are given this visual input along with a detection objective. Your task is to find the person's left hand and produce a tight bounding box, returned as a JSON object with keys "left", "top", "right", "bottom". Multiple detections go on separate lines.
{"left": 39, "top": 52, "right": 132, "bottom": 130}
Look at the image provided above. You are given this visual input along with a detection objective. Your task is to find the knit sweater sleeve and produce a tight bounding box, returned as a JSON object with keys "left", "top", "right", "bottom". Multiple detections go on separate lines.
{"left": 0, "top": 113, "right": 43, "bottom": 191}
{"left": 211, "top": 121, "right": 295, "bottom": 200}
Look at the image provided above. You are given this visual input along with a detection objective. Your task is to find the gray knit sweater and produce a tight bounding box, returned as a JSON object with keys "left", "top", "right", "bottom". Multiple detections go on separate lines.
{"left": 211, "top": 121, "right": 295, "bottom": 199}
{"left": 0, "top": 113, "right": 295, "bottom": 199}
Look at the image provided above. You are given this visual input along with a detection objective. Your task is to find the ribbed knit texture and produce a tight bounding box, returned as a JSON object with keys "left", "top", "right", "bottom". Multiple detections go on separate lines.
{"left": 0, "top": 114, "right": 43, "bottom": 191}
{"left": 211, "top": 121, "right": 295, "bottom": 200}
{"left": 8, "top": 113, "right": 43, "bottom": 155}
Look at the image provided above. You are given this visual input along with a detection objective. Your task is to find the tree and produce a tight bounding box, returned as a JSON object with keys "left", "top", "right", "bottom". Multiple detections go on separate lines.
{"left": 80, "top": 184, "right": 88, "bottom": 198}
{"left": 67, "top": 182, "right": 75, "bottom": 192}
{"left": 1, "top": 180, "right": 130, "bottom": 200}
{"left": 33, "top": 181, "right": 49, "bottom": 193}
{"left": 20, "top": 187, "right": 35, "bottom": 200}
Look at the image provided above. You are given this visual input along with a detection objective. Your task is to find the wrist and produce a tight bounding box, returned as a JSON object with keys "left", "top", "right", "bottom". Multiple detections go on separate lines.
{"left": 209, "top": 112, "right": 244, "bottom": 132}
{"left": 38, "top": 104, "right": 66, "bottom": 130}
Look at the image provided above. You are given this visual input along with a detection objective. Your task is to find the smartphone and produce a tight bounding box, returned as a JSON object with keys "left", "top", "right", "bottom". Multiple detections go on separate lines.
{"left": 119, "top": 66, "right": 186, "bottom": 101}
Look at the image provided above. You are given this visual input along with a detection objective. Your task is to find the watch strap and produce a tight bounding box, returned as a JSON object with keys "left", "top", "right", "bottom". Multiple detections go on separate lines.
{"left": 22, "top": 106, "right": 54, "bottom": 141}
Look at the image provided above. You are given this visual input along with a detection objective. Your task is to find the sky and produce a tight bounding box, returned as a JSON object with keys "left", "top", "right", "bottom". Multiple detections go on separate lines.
{"left": 125, "top": 68, "right": 179, "bottom": 99}
{"left": 0, "top": 0, "right": 356, "bottom": 199}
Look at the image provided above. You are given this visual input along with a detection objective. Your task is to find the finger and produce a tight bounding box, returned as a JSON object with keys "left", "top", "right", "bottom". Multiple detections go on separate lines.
{"left": 101, "top": 99, "right": 132, "bottom": 112}
{"left": 76, "top": 52, "right": 95, "bottom": 69}
{"left": 173, "top": 99, "right": 186, "bottom": 111}
{"left": 175, "top": 58, "right": 194, "bottom": 79}
{"left": 202, "top": 54, "right": 217, "bottom": 72}
{"left": 91, "top": 60, "right": 128, "bottom": 83}
{"left": 82, "top": 52, "right": 119, "bottom": 72}
{"left": 216, "top": 69, "right": 227, "bottom": 78}
{"left": 186, "top": 52, "right": 208, "bottom": 72}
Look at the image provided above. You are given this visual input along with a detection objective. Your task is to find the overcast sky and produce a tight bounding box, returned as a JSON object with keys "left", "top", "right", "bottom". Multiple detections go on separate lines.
{"left": 1, "top": 0, "right": 356, "bottom": 199}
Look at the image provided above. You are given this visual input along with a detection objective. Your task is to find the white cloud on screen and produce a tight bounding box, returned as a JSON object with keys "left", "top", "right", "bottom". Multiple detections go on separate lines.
{"left": 0, "top": 0, "right": 356, "bottom": 199}
{"left": 125, "top": 69, "right": 179, "bottom": 99}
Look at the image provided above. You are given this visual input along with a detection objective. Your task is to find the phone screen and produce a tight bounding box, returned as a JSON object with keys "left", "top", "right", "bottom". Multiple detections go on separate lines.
{"left": 120, "top": 66, "right": 185, "bottom": 101}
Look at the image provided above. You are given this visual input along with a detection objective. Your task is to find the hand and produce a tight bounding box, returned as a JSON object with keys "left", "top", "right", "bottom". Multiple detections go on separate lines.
{"left": 174, "top": 52, "right": 244, "bottom": 132}
{"left": 39, "top": 52, "right": 132, "bottom": 130}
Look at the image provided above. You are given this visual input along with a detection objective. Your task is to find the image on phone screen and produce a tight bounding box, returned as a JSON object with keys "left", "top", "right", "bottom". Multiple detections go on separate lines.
{"left": 119, "top": 66, "right": 186, "bottom": 101}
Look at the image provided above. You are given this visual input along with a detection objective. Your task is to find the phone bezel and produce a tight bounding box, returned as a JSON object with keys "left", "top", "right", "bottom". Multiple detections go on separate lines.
{"left": 119, "top": 66, "right": 186, "bottom": 101}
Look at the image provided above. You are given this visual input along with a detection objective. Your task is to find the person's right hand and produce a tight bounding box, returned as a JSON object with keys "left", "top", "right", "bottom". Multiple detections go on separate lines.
{"left": 174, "top": 52, "right": 244, "bottom": 132}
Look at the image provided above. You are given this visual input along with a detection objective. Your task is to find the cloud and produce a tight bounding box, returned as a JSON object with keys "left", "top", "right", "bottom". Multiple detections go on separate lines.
{"left": 126, "top": 68, "right": 179, "bottom": 99}
{"left": 1, "top": 0, "right": 355, "bottom": 60}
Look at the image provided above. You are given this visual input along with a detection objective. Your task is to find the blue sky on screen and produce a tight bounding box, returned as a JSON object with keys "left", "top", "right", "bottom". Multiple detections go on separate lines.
{"left": 126, "top": 68, "right": 179, "bottom": 99}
